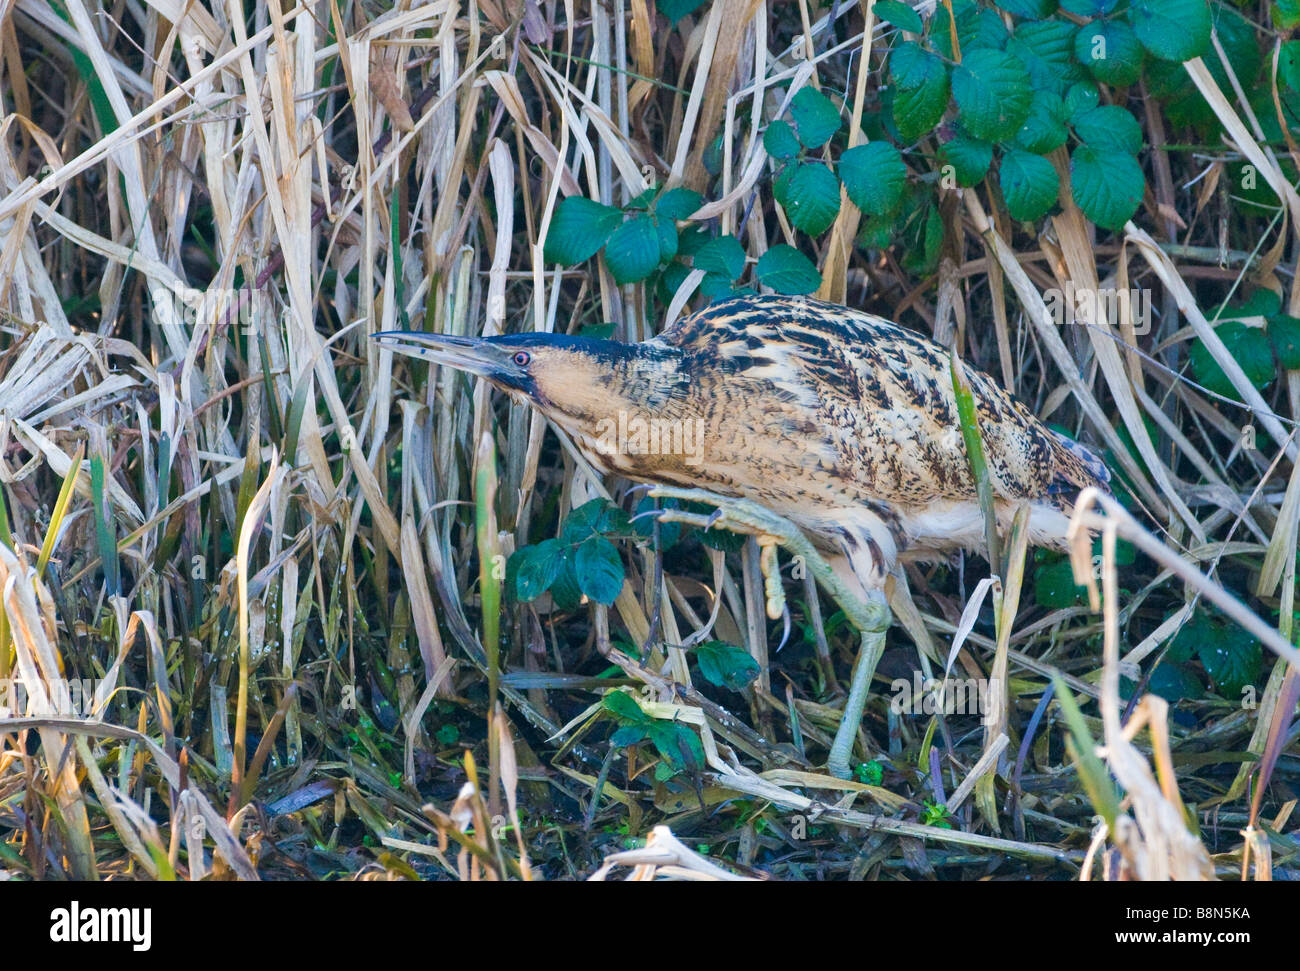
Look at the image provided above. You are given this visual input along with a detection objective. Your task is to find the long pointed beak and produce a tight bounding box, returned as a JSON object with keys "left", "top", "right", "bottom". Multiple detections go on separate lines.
{"left": 372, "top": 331, "right": 500, "bottom": 378}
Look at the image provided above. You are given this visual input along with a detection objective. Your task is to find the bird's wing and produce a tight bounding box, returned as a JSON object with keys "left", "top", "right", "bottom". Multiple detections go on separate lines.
{"left": 659, "top": 295, "right": 1108, "bottom": 507}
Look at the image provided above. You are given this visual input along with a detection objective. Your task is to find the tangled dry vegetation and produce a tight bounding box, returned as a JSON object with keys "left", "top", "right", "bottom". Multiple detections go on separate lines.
{"left": 0, "top": 0, "right": 1298, "bottom": 881}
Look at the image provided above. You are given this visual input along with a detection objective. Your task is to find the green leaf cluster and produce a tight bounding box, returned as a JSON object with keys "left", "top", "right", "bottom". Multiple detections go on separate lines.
{"left": 509, "top": 499, "right": 630, "bottom": 607}
{"left": 543, "top": 186, "right": 701, "bottom": 286}
{"left": 1190, "top": 289, "right": 1294, "bottom": 401}
{"left": 1159, "top": 607, "right": 1262, "bottom": 701}
{"left": 546, "top": 0, "right": 1289, "bottom": 311}
{"left": 601, "top": 690, "right": 707, "bottom": 773}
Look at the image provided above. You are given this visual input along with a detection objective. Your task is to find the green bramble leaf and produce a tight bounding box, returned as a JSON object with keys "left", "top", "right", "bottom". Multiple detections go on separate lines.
{"left": 548, "top": 552, "right": 583, "bottom": 610}
{"left": 900, "top": 201, "right": 943, "bottom": 274}
{"left": 1220, "top": 288, "right": 1282, "bottom": 319}
{"left": 656, "top": 216, "right": 679, "bottom": 263}
{"left": 1164, "top": 611, "right": 1209, "bottom": 664}
{"left": 1071, "top": 105, "right": 1143, "bottom": 155}
{"left": 965, "top": 8, "right": 1011, "bottom": 51}
{"left": 756, "top": 245, "right": 821, "bottom": 294}
{"left": 1035, "top": 555, "right": 1085, "bottom": 608}
{"left": 1196, "top": 617, "right": 1261, "bottom": 699}
{"left": 699, "top": 273, "right": 738, "bottom": 298}
{"left": 1074, "top": 20, "right": 1144, "bottom": 86}
{"left": 1269, "top": 314, "right": 1300, "bottom": 370}
{"left": 933, "top": 0, "right": 1005, "bottom": 58}
{"left": 1008, "top": 19, "right": 1083, "bottom": 96}
{"left": 626, "top": 183, "right": 657, "bottom": 210}
{"left": 610, "top": 723, "right": 650, "bottom": 747}
{"left": 840, "top": 142, "right": 907, "bottom": 216}
{"left": 1069, "top": 144, "right": 1144, "bottom": 231}
{"left": 1015, "top": 90, "right": 1069, "bottom": 154}
{"left": 1008, "top": 19, "right": 1081, "bottom": 72}
{"left": 676, "top": 225, "right": 711, "bottom": 258}
{"left": 656, "top": 0, "right": 706, "bottom": 25}
{"left": 1060, "top": 0, "right": 1119, "bottom": 14}
{"left": 694, "top": 641, "right": 762, "bottom": 691}
{"left": 995, "top": 0, "right": 1057, "bottom": 18}
{"left": 857, "top": 212, "right": 895, "bottom": 249}
{"left": 659, "top": 262, "right": 689, "bottom": 304}
{"left": 656, "top": 187, "right": 702, "bottom": 221}
{"left": 1188, "top": 322, "right": 1276, "bottom": 399}
{"left": 563, "top": 498, "right": 627, "bottom": 542}
{"left": 543, "top": 197, "right": 623, "bottom": 265}
{"left": 951, "top": 48, "right": 1033, "bottom": 142}
{"left": 604, "top": 214, "right": 663, "bottom": 284}
{"left": 1144, "top": 60, "right": 1213, "bottom": 129}
{"left": 573, "top": 534, "right": 625, "bottom": 605}
{"left": 775, "top": 161, "right": 842, "bottom": 235}
{"left": 694, "top": 234, "right": 747, "bottom": 279}
{"left": 763, "top": 120, "right": 802, "bottom": 160}
{"left": 648, "top": 720, "right": 706, "bottom": 771}
{"left": 874, "top": 0, "right": 924, "bottom": 32}
{"left": 1065, "top": 81, "right": 1100, "bottom": 118}
{"left": 1280, "top": 40, "right": 1300, "bottom": 91}
{"left": 1129, "top": 0, "right": 1211, "bottom": 62}
{"left": 1147, "top": 662, "right": 1205, "bottom": 703}
{"left": 789, "top": 87, "right": 843, "bottom": 148}
{"left": 603, "top": 689, "right": 648, "bottom": 723}
{"left": 1000, "top": 149, "right": 1059, "bottom": 222}
{"left": 940, "top": 134, "right": 994, "bottom": 187}
{"left": 512, "top": 539, "right": 565, "bottom": 602}
{"left": 889, "top": 42, "right": 950, "bottom": 142}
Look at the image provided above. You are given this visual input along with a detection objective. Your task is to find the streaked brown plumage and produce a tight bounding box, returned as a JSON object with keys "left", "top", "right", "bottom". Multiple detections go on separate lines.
{"left": 375, "top": 294, "right": 1109, "bottom": 597}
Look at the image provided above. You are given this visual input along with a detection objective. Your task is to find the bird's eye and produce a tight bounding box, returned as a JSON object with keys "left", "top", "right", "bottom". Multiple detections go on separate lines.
{"left": 512, "top": 351, "right": 531, "bottom": 367}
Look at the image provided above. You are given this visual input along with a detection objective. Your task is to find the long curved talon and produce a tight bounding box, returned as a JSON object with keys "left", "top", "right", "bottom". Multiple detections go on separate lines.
{"left": 776, "top": 602, "right": 792, "bottom": 653}
{"left": 646, "top": 485, "right": 891, "bottom": 781}
{"left": 639, "top": 502, "right": 725, "bottom": 533}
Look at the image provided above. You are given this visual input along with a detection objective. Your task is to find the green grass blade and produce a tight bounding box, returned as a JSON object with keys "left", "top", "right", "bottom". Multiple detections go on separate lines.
{"left": 949, "top": 346, "right": 1001, "bottom": 574}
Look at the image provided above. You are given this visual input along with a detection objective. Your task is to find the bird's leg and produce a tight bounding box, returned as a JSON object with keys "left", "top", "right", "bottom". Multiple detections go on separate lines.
{"left": 828, "top": 603, "right": 888, "bottom": 780}
{"left": 645, "top": 486, "right": 890, "bottom": 780}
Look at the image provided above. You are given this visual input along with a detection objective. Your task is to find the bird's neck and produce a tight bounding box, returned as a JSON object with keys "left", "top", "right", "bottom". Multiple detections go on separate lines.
{"left": 551, "top": 344, "right": 703, "bottom": 477}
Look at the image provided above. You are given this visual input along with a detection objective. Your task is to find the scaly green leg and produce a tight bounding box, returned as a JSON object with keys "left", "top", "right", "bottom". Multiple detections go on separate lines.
{"left": 645, "top": 486, "right": 891, "bottom": 780}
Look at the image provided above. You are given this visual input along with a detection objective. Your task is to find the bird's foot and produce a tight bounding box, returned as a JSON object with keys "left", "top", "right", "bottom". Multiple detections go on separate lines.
{"left": 645, "top": 487, "right": 887, "bottom": 634}
{"left": 643, "top": 487, "right": 790, "bottom": 541}
{"left": 643, "top": 486, "right": 890, "bottom": 781}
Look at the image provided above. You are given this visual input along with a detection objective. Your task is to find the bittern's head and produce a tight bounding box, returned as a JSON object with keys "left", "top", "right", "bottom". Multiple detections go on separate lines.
{"left": 373, "top": 330, "right": 682, "bottom": 467}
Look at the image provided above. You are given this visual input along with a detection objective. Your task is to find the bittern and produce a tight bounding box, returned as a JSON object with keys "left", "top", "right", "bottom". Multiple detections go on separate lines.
{"left": 375, "top": 294, "right": 1109, "bottom": 778}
